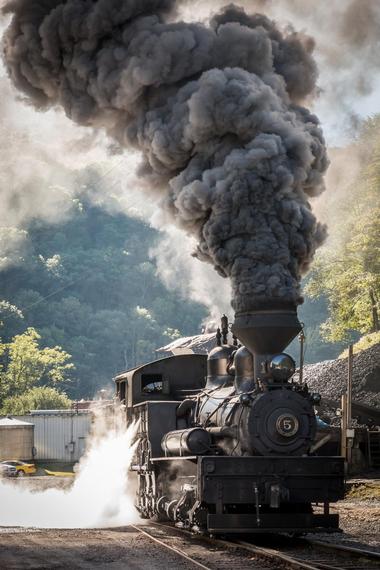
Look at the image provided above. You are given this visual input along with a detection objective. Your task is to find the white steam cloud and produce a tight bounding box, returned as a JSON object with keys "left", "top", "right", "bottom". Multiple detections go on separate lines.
{"left": 0, "top": 410, "right": 139, "bottom": 528}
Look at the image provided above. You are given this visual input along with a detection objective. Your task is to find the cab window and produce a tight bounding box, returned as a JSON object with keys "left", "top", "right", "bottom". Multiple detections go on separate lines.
{"left": 142, "top": 374, "right": 163, "bottom": 394}
{"left": 119, "top": 380, "right": 126, "bottom": 402}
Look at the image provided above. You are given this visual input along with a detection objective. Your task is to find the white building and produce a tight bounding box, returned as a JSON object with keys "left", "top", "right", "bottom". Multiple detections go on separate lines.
{"left": 16, "top": 410, "right": 93, "bottom": 462}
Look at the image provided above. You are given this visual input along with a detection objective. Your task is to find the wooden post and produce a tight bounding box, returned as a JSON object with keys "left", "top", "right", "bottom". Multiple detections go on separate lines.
{"left": 346, "top": 344, "right": 354, "bottom": 467}
{"left": 347, "top": 344, "right": 353, "bottom": 428}
{"left": 298, "top": 329, "right": 305, "bottom": 384}
{"left": 340, "top": 393, "right": 347, "bottom": 461}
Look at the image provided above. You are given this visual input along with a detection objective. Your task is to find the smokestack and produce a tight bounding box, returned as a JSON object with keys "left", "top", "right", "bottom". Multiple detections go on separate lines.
{"left": 232, "top": 307, "right": 302, "bottom": 355}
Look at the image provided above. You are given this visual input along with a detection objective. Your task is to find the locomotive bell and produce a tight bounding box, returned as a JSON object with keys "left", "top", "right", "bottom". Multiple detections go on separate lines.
{"left": 232, "top": 308, "right": 302, "bottom": 355}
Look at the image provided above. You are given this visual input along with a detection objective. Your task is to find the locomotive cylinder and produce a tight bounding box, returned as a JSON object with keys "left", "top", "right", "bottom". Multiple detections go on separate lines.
{"left": 161, "top": 428, "right": 212, "bottom": 456}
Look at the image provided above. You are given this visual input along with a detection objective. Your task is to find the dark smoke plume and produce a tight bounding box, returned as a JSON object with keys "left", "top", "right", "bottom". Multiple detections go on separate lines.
{"left": 2, "top": 0, "right": 328, "bottom": 313}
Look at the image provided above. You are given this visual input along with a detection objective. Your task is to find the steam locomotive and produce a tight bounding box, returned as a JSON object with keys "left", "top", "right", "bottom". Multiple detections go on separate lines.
{"left": 115, "top": 309, "right": 345, "bottom": 534}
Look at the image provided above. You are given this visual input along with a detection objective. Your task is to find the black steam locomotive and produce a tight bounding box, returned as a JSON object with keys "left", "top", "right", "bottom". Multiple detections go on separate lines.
{"left": 115, "top": 309, "right": 345, "bottom": 534}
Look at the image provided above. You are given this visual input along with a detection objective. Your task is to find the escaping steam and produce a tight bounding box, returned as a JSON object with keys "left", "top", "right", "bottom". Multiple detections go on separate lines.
{"left": 2, "top": 0, "right": 329, "bottom": 312}
{"left": 0, "top": 409, "right": 139, "bottom": 528}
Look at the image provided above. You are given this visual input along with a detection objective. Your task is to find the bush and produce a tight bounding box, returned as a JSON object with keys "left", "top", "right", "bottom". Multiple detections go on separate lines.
{"left": 0, "top": 386, "right": 72, "bottom": 415}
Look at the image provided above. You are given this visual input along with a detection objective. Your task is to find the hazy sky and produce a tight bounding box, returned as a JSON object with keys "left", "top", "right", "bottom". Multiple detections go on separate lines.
{"left": 1, "top": 1, "right": 380, "bottom": 151}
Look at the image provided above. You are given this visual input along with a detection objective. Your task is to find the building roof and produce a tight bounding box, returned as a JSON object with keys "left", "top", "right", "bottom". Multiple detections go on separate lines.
{"left": 0, "top": 416, "right": 34, "bottom": 427}
{"left": 157, "top": 333, "right": 217, "bottom": 355}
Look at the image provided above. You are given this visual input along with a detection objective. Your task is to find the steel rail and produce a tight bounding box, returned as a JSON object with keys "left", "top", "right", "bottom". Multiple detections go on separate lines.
{"left": 233, "top": 540, "right": 322, "bottom": 570}
{"left": 149, "top": 522, "right": 322, "bottom": 570}
{"left": 148, "top": 521, "right": 380, "bottom": 570}
{"left": 303, "top": 538, "right": 380, "bottom": 561}
{"left": 294, "top": 538, "right": 380, "bottom": 570}
{"left": 237, "top": 537, "right": 380, "bottom": 570}
{"left": 130, "top": 524, "right": 212, "bottom": 570}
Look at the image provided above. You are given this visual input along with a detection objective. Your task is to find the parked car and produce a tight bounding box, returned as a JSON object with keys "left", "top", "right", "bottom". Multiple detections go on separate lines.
{"left": 0, "top": 460, "right": 36, "bottom": 476}
{"left": 0, "top": 463, "right": 18, "bottom": 478}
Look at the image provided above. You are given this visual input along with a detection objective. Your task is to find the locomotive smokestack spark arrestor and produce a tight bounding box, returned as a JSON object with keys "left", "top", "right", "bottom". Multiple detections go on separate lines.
{"left": 231, "top": 307, "right": 302, "bottom": 355}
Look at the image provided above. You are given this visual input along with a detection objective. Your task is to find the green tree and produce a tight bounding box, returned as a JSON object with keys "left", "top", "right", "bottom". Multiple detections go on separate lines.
{"left": 0, "top": 301, "right": 24, "bottom": 339}
{"left": 1, "top": 386, "right": 72, "bottom": 415}
{"left": 306, "top": 118, "right": 380, "bottom": 342}
{"left": 0, "top": 198, "right": 206, "bottom": 397}
{"left": 0, "top": 328, "right": 74, "bottom": 404}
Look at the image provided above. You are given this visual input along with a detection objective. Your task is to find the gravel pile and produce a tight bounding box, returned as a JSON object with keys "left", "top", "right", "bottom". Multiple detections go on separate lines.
{"left": 295, "top": 343, "right": 380, "bottom": 408}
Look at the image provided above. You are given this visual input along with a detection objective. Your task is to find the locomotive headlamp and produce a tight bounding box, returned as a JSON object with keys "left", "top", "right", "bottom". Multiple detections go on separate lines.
{"left": 269, "top": 353, "right": 296, "bottom": 381}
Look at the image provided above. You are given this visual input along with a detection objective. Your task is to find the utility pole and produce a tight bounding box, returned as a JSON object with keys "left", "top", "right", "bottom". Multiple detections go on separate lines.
{"left": 342, "top": 344, "right": 354, "bottom": 470}
{"left": 347, "top": 344, "right": 353, "bottom": 430}
{"left": 298, "top": 328, "right": 305, "bottom": 384}
{"left": 340, "top": 393, "right": 348, "bottom": 461}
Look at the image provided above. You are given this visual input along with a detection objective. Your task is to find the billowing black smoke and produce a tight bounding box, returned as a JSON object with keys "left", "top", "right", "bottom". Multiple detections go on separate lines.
{"left": 2, "top": 0, "right": 328, "bottom": 313}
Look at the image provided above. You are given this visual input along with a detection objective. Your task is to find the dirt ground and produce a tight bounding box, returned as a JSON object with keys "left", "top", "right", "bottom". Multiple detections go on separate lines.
{"left": 325, "top": 479, "right": 380, "bottom": 550}
{"left": 0, "top": 527, "right": 202, "bottom": 570}
{"left": 0, "top": 476, "right": 379, "bottom": 569}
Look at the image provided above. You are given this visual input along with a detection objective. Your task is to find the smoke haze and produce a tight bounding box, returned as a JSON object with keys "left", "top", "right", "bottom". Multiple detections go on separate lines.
{"left": 1, "top": 1, "right": 379, "bottom": 318}
{"left": 179, "top": 0, "right": 380, "bottom": 144}
{"left": 2, "top": 0, "right": 330, "bottom": 313}
{"left": 0, "top": 58, "right": 148, "bottom": 269}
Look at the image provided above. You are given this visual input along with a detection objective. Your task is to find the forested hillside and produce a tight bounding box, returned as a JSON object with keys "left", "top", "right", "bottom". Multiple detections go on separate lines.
{"left": 0, "top": 199, "right": 206, "bottom": 398}
{"left": 1, "top": 115, "right": 378, "bottom": 403}
{"left": 0, "top": 194, "right": 342, "bottom": 403}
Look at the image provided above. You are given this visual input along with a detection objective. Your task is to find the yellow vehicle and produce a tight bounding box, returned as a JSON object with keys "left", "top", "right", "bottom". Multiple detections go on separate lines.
{"left": 1, "top": 460, "right": 36, "bottom": 476}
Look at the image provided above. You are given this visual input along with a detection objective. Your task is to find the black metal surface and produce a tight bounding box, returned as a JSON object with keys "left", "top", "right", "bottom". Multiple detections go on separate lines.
{"left": 232, "top": 310, "right": 302, "bottom": 355}
{"left": 162, "top": 428, "right": 212, "bottom": 456}
{"left": 245, "top": 389, "right": 317, "bottom": 456}
{"left": 133, "top": 401, "right": 181, "bottom": 458}
{"left": 119, "top": 314, "right": 345, "bottom": 535}
{"left": 206, "top": 345, "right": 235, "bottom": 388}
{"left": 207, "top": 513, "right": 340, "bottom": 533}
{"left": 115, "top": 353, "right": 207, "bottom": 407}
{"left": 198, "top": 456, "right": 345, "bottom": 505}
{"left": 234, "top": 346, "right": 255, "bottom": 393}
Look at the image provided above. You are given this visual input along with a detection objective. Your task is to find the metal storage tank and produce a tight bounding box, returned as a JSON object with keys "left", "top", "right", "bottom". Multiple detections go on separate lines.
{"left": 0, "top": 417, "right": 34, "bottom": 461}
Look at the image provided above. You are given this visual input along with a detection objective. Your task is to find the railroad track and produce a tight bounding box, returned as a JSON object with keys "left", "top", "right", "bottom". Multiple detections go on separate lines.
{"left": 295, "top": 538, "right": 380, "bottom": 570}
{"left": 136, "top": 521, "right": 380, "bottom": 570}
{"left": 236, "top": 537, "right": 380, "bottom": 570}
{"left": 130, "top": 524, "right": 211, "bottom": 569}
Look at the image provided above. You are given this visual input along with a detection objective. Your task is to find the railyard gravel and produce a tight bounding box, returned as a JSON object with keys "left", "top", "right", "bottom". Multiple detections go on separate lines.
{"left": 295, "top": 343, "right": 380, "bottom": 410}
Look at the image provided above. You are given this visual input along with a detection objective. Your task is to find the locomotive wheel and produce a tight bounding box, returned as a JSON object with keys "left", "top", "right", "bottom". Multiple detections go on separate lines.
{"left": 153, "top": 496, "right": 170, "bottom": 522}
